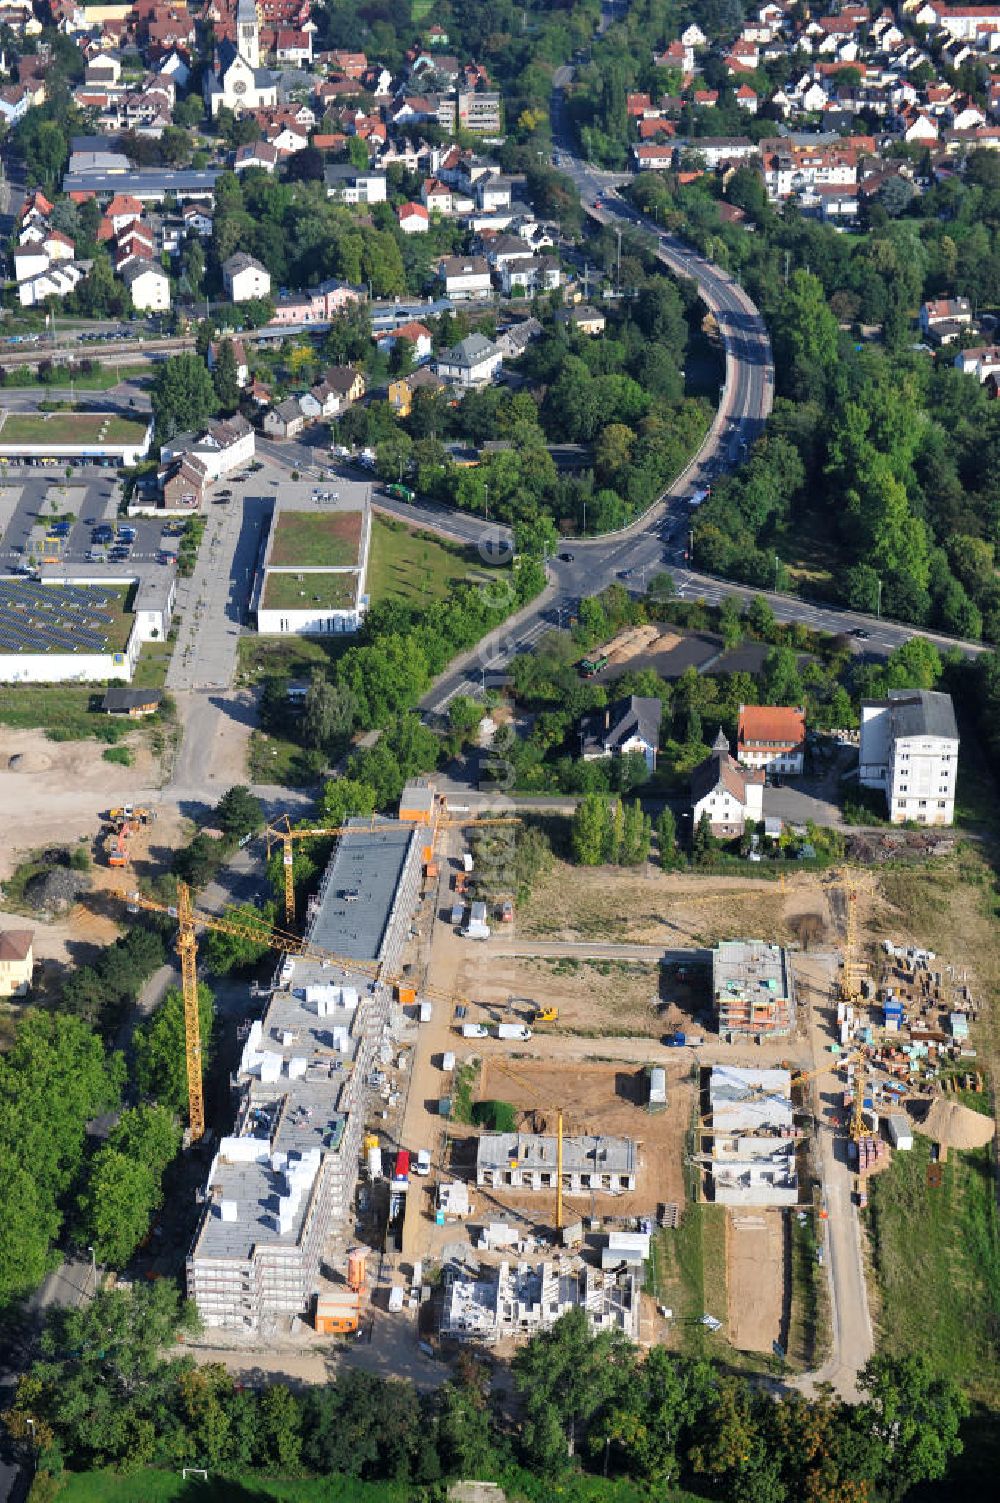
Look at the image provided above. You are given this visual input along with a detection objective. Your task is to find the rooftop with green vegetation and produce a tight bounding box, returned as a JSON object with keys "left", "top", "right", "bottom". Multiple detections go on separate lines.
{"left": 268, "top": 509, "right": 364, "bottom": 568}
{"left": 262, "top": 571, "right": 359, "bottom": 612}
{"left": 0, "top": 410, "right": 150, "bottom": 446}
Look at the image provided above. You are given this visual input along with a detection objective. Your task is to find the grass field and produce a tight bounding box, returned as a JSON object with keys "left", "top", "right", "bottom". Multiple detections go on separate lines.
{"left": 262, "top": 571, "right": 358, "bottom": 611}
{"left": 236, "top": 635, "right": 350, "bottom": 684}
{"left": 866, "top": 1123, "right": 1000, "bottom": 1402}
{"left": 366, "top": 514, "right": 490, "bottom": 606}
{"left": 0, "top": 684, "right": 109, "bottom": 739}
{"left": 269, "top": 510, "right": 363, "bottom": 567}
{"left": 0, "top": 410, "right": 148, "bottom": 445}
{"left": 53, "top": 1468, "right": 714, "bottom": 1503}
{"left": 2, "top": 364, "right": 149, "bottom": 392}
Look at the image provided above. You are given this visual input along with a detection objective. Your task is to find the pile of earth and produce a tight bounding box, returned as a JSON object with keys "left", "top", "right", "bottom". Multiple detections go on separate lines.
{"left": 24, "top": 865, "right": 89, "bottom": 914}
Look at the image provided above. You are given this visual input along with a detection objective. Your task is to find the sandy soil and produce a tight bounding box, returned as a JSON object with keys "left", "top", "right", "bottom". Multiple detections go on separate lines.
{"left": 726, "top": 1209, "right": 785, "bottom": 1353}
{"left": 518, "top": 861, "right": 835, "bottom": 950}
{"left": 0, "top": 728, "right": 164, "bottom": 879}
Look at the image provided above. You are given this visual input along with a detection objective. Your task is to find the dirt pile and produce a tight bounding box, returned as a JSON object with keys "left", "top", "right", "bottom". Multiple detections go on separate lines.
{"left": 915, "top": 1097, "right": 994, "bottom": 1150}
{"left": 24, "top": 866, "right": 89, "bottom": 914}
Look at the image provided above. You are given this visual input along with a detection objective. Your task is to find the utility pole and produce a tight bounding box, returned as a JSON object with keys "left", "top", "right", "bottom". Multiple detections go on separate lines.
{"left": 688, "top": 527, "right": 694, "bottom": 564}
{"left": 616, "top": 226, "right": 623, "bottom": 293}
{"left": 876, "top": 576, "right": 882, "bottom": 620}
{"left": 774, "top": 552, "right": 779, "bottom": 591}
{"left": 484, "top": 481, "right": 489, "bottom": 522}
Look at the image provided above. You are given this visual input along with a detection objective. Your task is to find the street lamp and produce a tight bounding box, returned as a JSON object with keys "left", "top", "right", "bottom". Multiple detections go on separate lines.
{"left": 688, "top": 528, "right": 694, "bottom": 563}
{"left": 582, "top": 499, "right": 587, "bottom": 536}
{"left": 774, "top": 552, "right": 780, "bottom": 591}
{"left": 87, "top": 1244, "right": 96, "bottom": 1292}
{"left": 483, "top": 482, "right": 489, "bottom": 522}
{"left": 876, "top": 576, "right": 882, "bottom": 620}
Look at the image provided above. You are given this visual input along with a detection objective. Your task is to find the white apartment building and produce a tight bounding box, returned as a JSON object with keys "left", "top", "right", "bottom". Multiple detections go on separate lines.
{"left": 859, "top": 689, "right": 959, "bottom": 825}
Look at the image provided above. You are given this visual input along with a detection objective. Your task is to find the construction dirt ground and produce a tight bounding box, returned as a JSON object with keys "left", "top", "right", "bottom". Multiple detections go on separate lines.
{"left": 726, "top": 1209, "right": 785, "bottom": 1354}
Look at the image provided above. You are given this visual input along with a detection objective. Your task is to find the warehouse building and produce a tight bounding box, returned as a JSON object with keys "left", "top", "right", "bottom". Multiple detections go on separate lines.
{"left": 185, "top": 818, "right": 422, "bottom": 1333}
{"left": 713, "top": 940, "right": 796, "bottom": 1039}
{"left": 475, "top": 1133, "right": 638, "bottom": 1195}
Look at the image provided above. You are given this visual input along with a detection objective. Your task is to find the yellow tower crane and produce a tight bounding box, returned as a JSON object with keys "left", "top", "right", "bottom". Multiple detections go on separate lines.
{"left": 266, "top": 812, "right": 521, "bottom": 927}
{"left": 118, "top": 884, "right": 381, "bottom": 1143}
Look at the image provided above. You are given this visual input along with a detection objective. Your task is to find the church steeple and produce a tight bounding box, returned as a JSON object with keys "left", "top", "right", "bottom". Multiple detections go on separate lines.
{"left": 236, "top": 0, "right": 260, "bottom": 69}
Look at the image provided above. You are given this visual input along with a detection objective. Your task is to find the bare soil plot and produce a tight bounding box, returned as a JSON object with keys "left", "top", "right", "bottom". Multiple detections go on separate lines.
{"left": 519, "top": 860, "right": 834, "bottom": 950}
{"left": 471, "top": 1055, "right": 694, "bottom": 1226}
{"left": 726, "top": 1209, "right": 785, "bottom": 1353}
{"left": 446, "top": 948, "right": 663, "bottom": 1038}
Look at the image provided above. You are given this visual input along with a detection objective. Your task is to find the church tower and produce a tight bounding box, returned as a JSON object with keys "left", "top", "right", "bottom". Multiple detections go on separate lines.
{"left": 236, "top": 0, "right": 260, "bottom": 69}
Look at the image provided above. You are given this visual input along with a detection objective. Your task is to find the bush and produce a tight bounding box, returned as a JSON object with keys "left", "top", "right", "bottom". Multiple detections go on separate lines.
{"left": 472, "top": 1099, "right": 518, "bottom": 1132}
{"left": 102, "top": 745, "right": 133, "bottom": 766}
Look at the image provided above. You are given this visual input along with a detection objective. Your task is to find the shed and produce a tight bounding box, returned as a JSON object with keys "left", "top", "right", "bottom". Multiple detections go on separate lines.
{"left": 950, "top": 1012, "right": 970, "bottom": 1040}
{"left": 886, "top": 1113, "right": 913, "bottom": 1151}
{"left": 101, "top": 687, "right": 163, "bottom": 717}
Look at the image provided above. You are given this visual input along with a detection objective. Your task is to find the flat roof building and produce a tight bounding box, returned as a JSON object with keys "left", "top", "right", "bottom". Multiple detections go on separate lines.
{"left": 253, "top": 503, "right": 371, "bottom": 637}
{"left": 708, "top": 1066, "right": 793, "bottom": 1134}
{"left": 475, "top": 1133, "right": 638, "bottom": 1195}
{"left": 186, "top": 818, "right": 422, "bottom": 1332}
{"left": 713, "top": 940, "right": 795, "bottom": 1039}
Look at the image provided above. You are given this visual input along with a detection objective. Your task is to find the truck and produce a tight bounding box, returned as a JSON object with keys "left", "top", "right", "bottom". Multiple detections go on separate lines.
{"left": 529, "top": 1006, "right": 559, "bottom": 1024}
{"left": 393, "top": 1149, "right": 410, "bottom": 1184}
{"left": 463, "top": 899, "right": 490, "bottom": 941}
{"left": 450, "top": 902, "right": 465, "bottom": 927}
{"left": 418, "top": 1001, "right": 433, "bottom": 1024}
{"left": 497, "top": 1023, "right": 532, "bottom": 1041}
{"left": 386, "top": 483, "right": 415, "bottom": 503}
{"left": 461, "top": 1023, "right": 489, "bottom": 1038}
{"left": 664, "top": 1032, "right": 703, "bottom": 1048}
{"left": 579, "top": 654, "right": 610, "bottom": 678}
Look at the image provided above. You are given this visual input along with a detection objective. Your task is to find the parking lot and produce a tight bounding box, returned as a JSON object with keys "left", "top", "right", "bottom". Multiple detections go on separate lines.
{"left": 0, "top": 472, "right": 169, "bottom": 576}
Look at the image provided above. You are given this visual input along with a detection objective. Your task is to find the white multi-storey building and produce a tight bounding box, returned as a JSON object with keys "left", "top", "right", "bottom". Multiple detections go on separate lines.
{"left": 859, "top": 689, "right": 959, "bottom": 826}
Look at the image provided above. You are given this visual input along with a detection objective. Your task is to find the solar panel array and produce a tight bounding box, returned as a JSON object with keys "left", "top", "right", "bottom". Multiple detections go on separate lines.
{"left": 0, "top": 580, "right": 120, "bottom": 653}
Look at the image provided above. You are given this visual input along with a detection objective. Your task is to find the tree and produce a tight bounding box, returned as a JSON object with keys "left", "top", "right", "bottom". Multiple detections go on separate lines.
{"left": 692, "top": 810, "right": 717, "bottom": 863}
{"left": 214, "top": 785, "right": 263, "bottom": 843}
{"left": 619, "top": 797, "right": 652, "bottom": 864}
{"left": 302, "top": 671, "right": 357, "bottom": 755}
{"left": 747, "top": 595, "right": 777, "bottom": 639}
{"left": 571, "top": 793, "right": 609, "bottom": 866}
{"left": 75, "top": 1151, "right": 159, "bottom": 1269}
{"left": 151, "top": 353, "right": 218, "bottom": 441}
{"left": 133, "top": 984, "right": 214, "bottom": 1119}
{"left": 514, "top": 1308, "right": 634, "bottom": 1467}
{"left": 318, "top": 777, "right": 378, "bottom": 826}
{"left": 211, "top": 338, "right": 240, "bottom": 413}
{"left": 857, "top": 1353, "right": 968, "bottom": 1501}
{"left": 203, "top": 901, "right": 277, "bottom": 975}
{"left": 657, "top": 807, "right": 678, "bottom": 868}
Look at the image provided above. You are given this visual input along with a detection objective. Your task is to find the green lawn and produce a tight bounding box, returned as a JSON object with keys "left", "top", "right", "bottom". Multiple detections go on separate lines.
{"left": 53, "top": 1472, "right": 414, "bottom": 1503}
{"left": 0, "top": 411, "right": 148, "bottom": 445}
{"left": 0, "top": 684, "right": 104, "bottom": 739}
{"left": 53, "top": 1469, "right": 713, "bottom": 1503}
{"left": 263, "top": 570, "right": 359, "bottom": 611}
{"left": 866, "top": 1123, "right": 1000, "bottom": 1403}
{"left": 269, "top": 510, "right": 364, "bottom": 567}
{"left": 367, "top": 514, "right": 490, "bottom": 607}
{"left": 236, "top": 635, "right": 350, "bottom": 684}
{"left": 3, "top": 364, "right": 149, "bottom": 392}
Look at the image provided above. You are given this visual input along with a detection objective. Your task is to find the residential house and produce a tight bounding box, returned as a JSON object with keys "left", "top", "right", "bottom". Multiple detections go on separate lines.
{"left": 397, "top": 201, "right": 429, "bottom": 233}
{"left": 376, "top": 320, "right": 433, "bottom": 361}
{"left": 263, "top": 397, "right": 306, "bottom": 439}
{"left": 499, "top": 254, "right": 561, "bottom": 296}
{"left": 160, "top": 415, "right": 255, "bottom": 483}
{"left": 859, "top": 689, "right": 959, "bottom": 825}
{"left": 160, "top": 454, "right": 211, "bottom": 511}
{"left": 557, "top": 305, "right": 607, "bottom": 336}
{"left": 495, "top": 317, "right": 542, "bottom": 361}
{"left": 17, "top": 261, "right": 86, "bottom": 308}
{"left": 388, "top": 368, "right": 445, "bottom": 417}
{"left": 208, "top": 337, "right": 250, "bottom": 388}
{"left": 234, "top": 139, "right": 280, "bottom": 173}
{"left": 691, "top": 729, "right": 765, "bottom": 836}
{"left": 737, "top": 705, "right": 806, "bottom": 776}
{"left": 436, "top": 331, "right": 502, "bottom": 388}
{"left": 121, "top": 258, "right": 170, "bottom": 311}
{"left": 438, "top": 254, "right": 492, "bottom": 300}
{"left": 223, "top": 251, "right": 272, "bottom": 302}
{"left": 920, "top": 296, "right": 972, "bottom": 333}
{"left": 421, "top": 177, "right": 453, "bottom": 214}
{"left": 323, "top": 164, "right": 387, "bottom": 203}
{"left": 579, "top": 695, "right": 663, "bottom": 773}
{"left": 954, "top": 344, "right": 1000, "bottom": 381}
{"left": 0, "top": 929, "right": 34, "bottom": 998}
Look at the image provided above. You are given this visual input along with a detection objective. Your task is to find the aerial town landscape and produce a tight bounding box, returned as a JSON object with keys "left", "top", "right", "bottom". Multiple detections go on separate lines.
{"left": 1, "top": 1, "right": 999, "bottom": 1501}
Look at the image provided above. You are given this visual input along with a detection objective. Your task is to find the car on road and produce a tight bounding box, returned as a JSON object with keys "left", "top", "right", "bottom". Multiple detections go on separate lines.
{"left": 618, "top": 568, "right": 634, "bottom": 579}
{"left": 558, "top": 551, "right": 575, "bottom": 562}
{"left": 852, "top": 628, "right": 871, "bottom": 640}
{"left": 49, "top": 522, "right": 71, "bottom": 537}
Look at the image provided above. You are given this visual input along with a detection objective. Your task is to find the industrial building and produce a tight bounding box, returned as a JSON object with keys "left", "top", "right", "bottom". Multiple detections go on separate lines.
{"left": 0, "top": 410, "right": 152, "bottom": 467}
{"left": 440, "top": 1258, "right": 640, "bottom": 1343}
{"left": 475, "top": 1133, "right": 638, "bottom": 1195}
{"left": 707, "top": 1067, "right": 799, "bottom": 1206}
{"left": 185, "top": 818, "right": 422, "bottom": 1333}
{"left": 713, "top": 940, "right": 796, "bottom": 1039}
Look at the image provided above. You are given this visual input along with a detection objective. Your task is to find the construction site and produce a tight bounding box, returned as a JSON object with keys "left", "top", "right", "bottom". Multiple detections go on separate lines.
{"left": 48, "top": 772, "right": 989, "bottom": 1385}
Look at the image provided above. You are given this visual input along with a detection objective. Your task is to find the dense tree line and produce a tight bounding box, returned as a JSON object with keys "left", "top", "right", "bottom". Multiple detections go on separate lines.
{"left": 7, "top": 1291, "right": 968, "bottom": 1503}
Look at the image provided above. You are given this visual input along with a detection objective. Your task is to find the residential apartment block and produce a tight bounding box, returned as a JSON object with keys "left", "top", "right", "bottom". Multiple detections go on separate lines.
{"left": 859, "top": 688, "right": 959, "bottom": 825}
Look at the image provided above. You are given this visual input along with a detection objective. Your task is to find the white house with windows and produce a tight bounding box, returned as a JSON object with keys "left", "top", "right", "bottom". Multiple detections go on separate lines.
{"left": 691, "top": 729, "right": 765, "bottom": 837}
{"left": 580, "top": 696, "right": 663, "bottom": 772}
{"left": 223, "top": 251, "right": 271, "bottom": 303}
{"left": 121, "top": 259, "right": 170, "bottom": 311}
{"left": 436, "top": 332, "right": 502, "bottom": 388}
{"left": 859, "top": 689, "right": 959, "bottom": 826}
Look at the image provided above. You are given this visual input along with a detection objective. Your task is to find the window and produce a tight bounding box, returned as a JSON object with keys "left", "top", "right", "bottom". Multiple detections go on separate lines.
{"left": 918, "top": 800, "right": 926, "bottom": 808}
{"left": 938, "top": 800, "right": 946, "bottom": 809}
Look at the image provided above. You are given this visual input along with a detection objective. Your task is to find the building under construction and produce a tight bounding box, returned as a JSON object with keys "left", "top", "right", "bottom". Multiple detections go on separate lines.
{"left": 713, "top": 940, "right": 796, "bottom": 1040}
{"left": 475, "top": 1133, "right": 639, "bottom": 1195}
{"left": 185, "top": 819, "right": 423, "bottom": 1334}
{"left": 441, "top": 1258, "right": 640, "bottom": 1343}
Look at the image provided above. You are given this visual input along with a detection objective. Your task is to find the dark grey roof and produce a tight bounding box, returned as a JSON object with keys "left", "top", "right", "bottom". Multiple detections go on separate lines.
{"left": 886, "top": 689, "right": 958, "bottom": 742}
{"left": 580, "top": 695, "right": 662, "bottom": 757}
{"left": 62, "top": 168, "right": 221, "bottom": 197}
{"left": 102, "top": 688, "right": 162, "bottom": 711}
{"left": 438, "top": 331, "right": 499, "bottom": 368}
{"left": 308, "top": 820, "right": 418, "bottom": 963}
